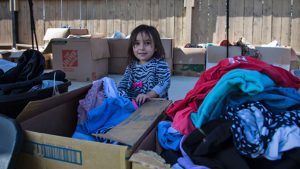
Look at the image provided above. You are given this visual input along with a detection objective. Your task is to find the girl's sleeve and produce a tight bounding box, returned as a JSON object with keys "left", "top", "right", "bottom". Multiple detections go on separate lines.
{"left": 152, "top": 60, "right": 171, "bottom": 97}
{"left": 117, "top": 66, "right": 132, "bottom": 98}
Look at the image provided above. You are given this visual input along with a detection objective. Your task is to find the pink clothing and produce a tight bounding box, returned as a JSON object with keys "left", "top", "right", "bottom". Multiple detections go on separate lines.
{"left": 167, "top": 56, "right": 300, "bottom": 135}
{"left": 77, "top": 80, "right": 105, "bottom": 124}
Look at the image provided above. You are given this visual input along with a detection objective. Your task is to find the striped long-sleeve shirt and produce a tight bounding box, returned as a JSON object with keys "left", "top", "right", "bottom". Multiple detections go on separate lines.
{"left": 118, "top": 58, "right": 171, "bottom": 99}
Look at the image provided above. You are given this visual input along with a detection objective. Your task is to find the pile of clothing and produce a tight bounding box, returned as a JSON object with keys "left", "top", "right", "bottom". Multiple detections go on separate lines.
{"left": 157, "top": 56, "right": 300, "bottom": 169}
{"left": 0, "top": 49, "right": 70, "bottom": 118}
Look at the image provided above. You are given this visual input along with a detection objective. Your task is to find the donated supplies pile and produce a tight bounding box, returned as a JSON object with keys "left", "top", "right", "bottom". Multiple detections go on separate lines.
{"left": 140, "top": 56, "right": 300, "bottom": 169}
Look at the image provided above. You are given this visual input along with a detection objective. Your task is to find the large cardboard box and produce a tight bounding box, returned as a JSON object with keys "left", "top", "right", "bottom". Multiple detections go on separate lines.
{"left": 107, "top": 38, "right": 173, "bottom": 74}
{"left": 15, "top": 85, "right": 171, "bottom": 169}
{"left": 206, "top": 45, "right": 293, "bottom": 71}
{"left": 173, "top": 47, "right": 206, "bottom": 76}
{"left": 206, "top": 45, "right": 242, "bottom": 70}
{"left": 52, "top": 37, "right": 110, "bottom": 81}
{"left": 255, "top": 46, "right": 292, "bottom": 70}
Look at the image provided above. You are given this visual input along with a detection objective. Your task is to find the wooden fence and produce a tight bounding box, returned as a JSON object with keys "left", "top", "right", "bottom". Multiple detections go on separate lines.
{"left": 0, "top": 0, "right": 300, "bottom": 52}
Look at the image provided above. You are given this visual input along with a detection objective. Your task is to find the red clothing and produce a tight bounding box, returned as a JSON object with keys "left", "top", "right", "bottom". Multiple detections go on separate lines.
{"left": 167, "top": 56, "right": 300, "bottom": 135}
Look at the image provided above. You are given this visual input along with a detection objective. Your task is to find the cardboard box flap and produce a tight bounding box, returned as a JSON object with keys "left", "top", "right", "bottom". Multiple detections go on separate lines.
{"left": 43, "top": 28, "right": 69, "bottom": 41}
{"left": 69, "top": 28, "right": 89, "bottom": 36}
{"left": 173, "top": 47, "right": 206, "bottom": 64}
{"left": 16, "top": 84, "right": 91, "bottom": 123}
{"left": 94, "top": 100, "right": 171, "bottom": 148}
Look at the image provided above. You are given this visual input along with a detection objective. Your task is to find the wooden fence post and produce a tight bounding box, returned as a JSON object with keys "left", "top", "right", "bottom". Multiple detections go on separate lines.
{"left": 184, "top": 0, "right": 194, "bottom": 44}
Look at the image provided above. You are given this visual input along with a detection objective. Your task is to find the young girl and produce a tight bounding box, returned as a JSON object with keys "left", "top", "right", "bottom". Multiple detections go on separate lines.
{"left": 118, "top": 24, "right": 171, "bottom": 105}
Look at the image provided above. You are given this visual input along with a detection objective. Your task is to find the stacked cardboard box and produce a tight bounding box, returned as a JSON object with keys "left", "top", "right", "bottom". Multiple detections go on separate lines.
{"left": 173, "top": 47, "right": 206, "bottom": 76}
{"left": 206, "top": 45, "right": 294, "bottom": 71}
{"left": 51, "top": 37, "right": 110, "bottom": 82}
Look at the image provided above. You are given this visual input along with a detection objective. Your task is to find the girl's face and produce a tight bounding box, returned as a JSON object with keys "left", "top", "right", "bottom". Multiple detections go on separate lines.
{"left": 133, "top": 32, "right": 156, "bottom": 64}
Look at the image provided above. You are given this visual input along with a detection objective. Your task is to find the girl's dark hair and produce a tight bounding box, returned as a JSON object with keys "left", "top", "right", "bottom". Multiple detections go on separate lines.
{"left": 128, "top": 24, "right": 165, "bottom": 64}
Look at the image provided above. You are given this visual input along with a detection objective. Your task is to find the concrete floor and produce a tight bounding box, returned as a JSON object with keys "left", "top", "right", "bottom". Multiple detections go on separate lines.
{"left": 69, "top": 74, "right": 199, "bottom": 101}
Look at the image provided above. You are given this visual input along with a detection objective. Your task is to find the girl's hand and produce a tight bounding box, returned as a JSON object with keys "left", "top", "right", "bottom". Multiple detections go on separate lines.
{"left": 135, "top": 94, "right": 150, "bottom": 106}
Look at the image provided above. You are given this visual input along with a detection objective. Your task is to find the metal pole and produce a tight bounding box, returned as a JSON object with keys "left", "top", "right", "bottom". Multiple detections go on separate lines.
{"left": 226, "top": 0, "right": 229, "bottom": 58}
{"left": 10, "top": 0, "right": 18, "bottom": 49}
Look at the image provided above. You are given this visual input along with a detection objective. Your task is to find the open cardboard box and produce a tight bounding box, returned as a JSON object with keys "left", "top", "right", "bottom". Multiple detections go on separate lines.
{"left": 173, "top": 47, "right": 206, "bottom": 76}
{"left": 15, "top": 85, "right": 171, "bottom": 169}
{"left": 206, "top": 45, "right": 242, "bottom": 70}
{"left": 206, "top": 45, "right": 294, "bottom": 71}
{"left": 255, "top": 46, "right": 292, "bottom": 70}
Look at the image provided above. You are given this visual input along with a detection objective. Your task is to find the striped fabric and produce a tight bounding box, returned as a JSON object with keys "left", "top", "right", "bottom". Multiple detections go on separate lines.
{"left": 118, "top": 58, "right": 171, "bottom": 99}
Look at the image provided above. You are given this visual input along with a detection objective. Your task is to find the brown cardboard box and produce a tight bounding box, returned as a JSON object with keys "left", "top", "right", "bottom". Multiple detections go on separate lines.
{"left": 52, "top": 37, "right": 110, "bottom": 81}
{"left": 15, "top": 85, "right": 172, "bottom": 169}
{"left": 107, "top": 38, "right": 173, "bottom": 74}
{"left": 206, "top": 45, "right": 293, "bottom": 71}
{"left": 255, "top": 46, "right": 292, "bottom": 70}
{"left": 206, "top": 46, "right": 242, "bottom": 70}
{"left": 173, "top": 47, "right": 206, "bottom": 76}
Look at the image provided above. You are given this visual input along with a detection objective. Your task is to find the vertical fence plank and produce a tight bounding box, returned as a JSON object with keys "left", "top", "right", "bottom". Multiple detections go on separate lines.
{"left": 61, "top": 0, "right": 68, "bottom": 27}
{"left": 113, "top": 0, "right": 121, "bottom": 32}
{"left": 128, "top": 0, "right": 136, "bottom": 33}
{"left": 208, "top": 0, "right": 218, "bottom": 43}
{"left": 272, "top": 0, "right": 282, "bottom": 43}
{"left": 135, "top": 0, "right": 144, "bottom": 27}
{"left": 193, "top": 0, "right": 208, "bottom": 43}
{"left": 86, "top": 0, "right": 96, "bottom": 34}
{"left": 18, "top": 0, "right": 30, "bottom": 44}
{"left": 81, "top": 0, "right": 87, "bottom": 28}
{"left": 253, "top": 0, "right": 263, "bottom": 45}
{"left": 229, "top": 0, "right": 244, "bottom": 43}
{"left": 44, "top": 0, "right": 58, "bottom": 29}
{"left": 32, "top": 0, "right": 44, "bottom": 45}
{"left": 143, "top": 0, "right": 151, "bottom": 25}
{"left": 166, "top": 0, "right": 175, "bottom": 39}
{"left": 99, "top": 0, "right": 107, "bottom": 35}
{"left": 174, "top": 0, "right": 184, "bottom": 46}
{"left": 106, "top": 0, "right": 114, "bottom": 36}
{"left": 213, "top": 0, "right": 226, "bottom": 43}
{"left": 150, "top": 0, "right": 159, "bottom": 28}
{"left": 159, "top": 0, "right": 167, "bottom": 37}
{"left": 0, "top": 1, "right": 12, "bottom": 43}
{"left": 281, "top": 0, "right": 291, "bottom": 46}
{"left": 291, "top": 0, "right": 300, "bottom": 52}
{"left": 262, "top": 0, "right": 272, "bottom": 44}
{"left": 120, "top": 0, "right": 129, "bottom": 35}
{"left": 243, "top": 0, "right": 254, "bottom": 43}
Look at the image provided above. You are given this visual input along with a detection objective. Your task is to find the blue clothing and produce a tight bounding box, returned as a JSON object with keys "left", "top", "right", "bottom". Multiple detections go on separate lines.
{"left": 157, "top": 121, "right": 183, "bottom": 151}
{"left": 85, "top": 96, "right": 136, "bottom": 133}
{"left": 226, "top": 86, "right": 300, "bottom": 113}
{"left": 191, "top": 69, "right": 275, "bottom": 128}
{"left": 73, "top": 96, "right": 136, "bottom": 142}
{"left": 0, "top": 59, "right": 17, "bottom": 72}
{"left": 118, "top": 58, "right": 171, "bottom": 99}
